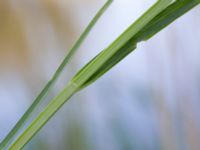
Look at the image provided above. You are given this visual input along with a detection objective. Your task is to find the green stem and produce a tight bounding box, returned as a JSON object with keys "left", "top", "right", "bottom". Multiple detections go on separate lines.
{"left": 0, "top": 1, "right": 112, "bottom": 149}
{"left": 79, "top": 0, "right": 200, "bottom": 89}
{"left": 137, "top": 0, "right": 200, "bottom": 41}
{"left": 8, "top": 1, "right": 173, "bottom": 149}
{"left": 6, "top": 0, "right": 200, "bottom": 149}
{"left": 71, "top": 0, "right": 173, "bottom": 86}
{"left": 9, "top": 82, "right": 78, "bottom": 150}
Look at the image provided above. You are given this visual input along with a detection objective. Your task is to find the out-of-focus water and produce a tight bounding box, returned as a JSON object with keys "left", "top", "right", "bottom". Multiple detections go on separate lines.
{"left": 0, "top": 0, "right": 200, "bottom": 149}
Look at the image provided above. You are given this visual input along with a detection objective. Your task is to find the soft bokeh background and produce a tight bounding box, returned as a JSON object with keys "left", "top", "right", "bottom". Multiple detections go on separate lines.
{"left": 0, "top": 0, "right": 200, "bottom": 149}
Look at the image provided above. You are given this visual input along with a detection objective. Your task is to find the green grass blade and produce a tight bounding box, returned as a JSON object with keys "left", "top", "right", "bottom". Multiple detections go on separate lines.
{"left": 8, "top": 1, "right": 174, "bottom": 149}
{"left": 7, "top": 0, "right": 200, "bottom": 149}
{"left": 71, "top": 0, "right": 173, "bottom": 87}
{"left": 77, "top": 0, "right": 200, "bottom": 89}
{"left": 137, "top": 0, "right": 200, "bottom": 41}
{"left": 0, "top": 0, "right": 113, "bottom": 149}
{"left": 78, "top": 39, "right": 137, "bottom": 89}
{"left": 9, "top": 83, "right": 78, "bottom": 150}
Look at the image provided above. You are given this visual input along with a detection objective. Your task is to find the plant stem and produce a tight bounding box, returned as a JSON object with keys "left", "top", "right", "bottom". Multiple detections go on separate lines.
{"left": 71, "top": 0, "right": 173, "bottom": 87}
{"left": 5, "top": 0, "right": 200, "bottom": 149}
{"left": 8, "top": 1, "right": 173, "bottom": 149}
{"left": 0, "top": 1, "right": 112, "bottom": 149}
{"left": 9, "top": 82, "right": 78, "bottom": 150}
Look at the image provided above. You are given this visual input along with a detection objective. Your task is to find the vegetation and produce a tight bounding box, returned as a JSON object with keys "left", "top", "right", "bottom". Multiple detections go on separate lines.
{"left": 0, "top": 0, "right": 199, "bottom": 149}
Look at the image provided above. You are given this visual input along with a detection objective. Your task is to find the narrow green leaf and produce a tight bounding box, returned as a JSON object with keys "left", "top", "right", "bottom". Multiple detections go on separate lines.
{"left": 7, "top": 0, "right": 200, "bottom": 149}
{"left": 0, "top": 0, "right": 112, "bottom": 149}
{"left": 79, "top": 39, "right": 137, "bottom": 89}
{"left": 79, "top": 0, "right": 200, "bottom": 88}
{"left": 8, "top": 1, "right": 174, "bottom": 149}
{"left": 137, "top": 0, "right": 200, "bottom": 41}
{"left": 9, "top": 82, "right": 78, "bottom": 150}
{"left": 71, "top": 0, "right": 173, "bottom": 87}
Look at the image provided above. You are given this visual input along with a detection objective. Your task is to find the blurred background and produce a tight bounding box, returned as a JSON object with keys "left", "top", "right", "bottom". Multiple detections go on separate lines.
{"left": 0, "top": 0, "right": 200, "bottom": 149}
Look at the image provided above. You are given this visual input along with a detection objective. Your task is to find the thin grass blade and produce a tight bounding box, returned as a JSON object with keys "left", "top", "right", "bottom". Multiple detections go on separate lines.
{"left": 8, "top": 1, "right": 174, "bottom": 149}
{"left": 79, "top": 0, "right": 200, "bottom": 88}
{"left": 0, "top": 0, "right": 113, "bottom": 149}
{"left": 7, "top": 0, "right": 200, "bottom": 149}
